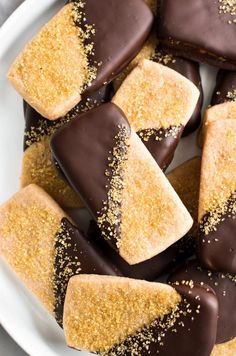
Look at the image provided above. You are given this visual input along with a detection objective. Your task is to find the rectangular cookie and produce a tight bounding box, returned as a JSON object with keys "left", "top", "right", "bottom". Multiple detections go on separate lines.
{"left": 198, "top": 119, "right": 236, "bottom": 274}
{"left": 0, "top": 184, "right": 120, "bottom": 325}
{"left": 63, "top": 275, "right": 218, "bottom": 355}
{"left": 112, "top": 59, "right": 199, "bottom": 170}
{"left": 51, "top": 102, "right": 193, "bottom": 265}
{"left": 8, "top": 0, "right": 153, "bottom": 120}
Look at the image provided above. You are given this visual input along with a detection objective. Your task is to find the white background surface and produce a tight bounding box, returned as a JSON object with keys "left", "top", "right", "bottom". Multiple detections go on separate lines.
{"left": 0, "top": 2, "right": 28, "bottom": 355}
{"left": 0, "top": 1, "right": 218, "bottom": 356}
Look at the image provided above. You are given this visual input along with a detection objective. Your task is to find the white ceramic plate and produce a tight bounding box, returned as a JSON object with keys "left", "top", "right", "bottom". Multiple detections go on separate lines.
{"left": 0, "top": 1, "right": 218, "bottom": 355}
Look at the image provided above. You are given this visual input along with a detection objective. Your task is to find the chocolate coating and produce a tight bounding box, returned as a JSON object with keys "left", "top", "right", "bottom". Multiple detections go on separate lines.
{"left": 87, "top": 220, "right": 195, "bottom": 281}
{"left": 158, "top": 0, "right": 236, "bottom": 70}
{"left": 50, "top": 103, "right": 131, "bottom": 250}
{"left": 138, "top": 126, "right": 184, "bottom": 171}
{"left": 109, "top": 283, "right": 218, "bottom": 356}
{"left": 168, "top": 259, "right": 236, "bottom": 344}
{"left": 212, "top": 70, "right": 236, "bottom": 106}
{"left": 54, "top": 218, "right": 120, "bottom": 326}
{"left": 154, "top": 48, "right": 203, "bottom": 136}
{"left": 70, "top": 0, "right": 154, "bottom": 95}
{"left": 198, "top": 208, "right": 236, "bottom": 274}
{"left": 23, "top": 85, "right": 113, "bottom": 150}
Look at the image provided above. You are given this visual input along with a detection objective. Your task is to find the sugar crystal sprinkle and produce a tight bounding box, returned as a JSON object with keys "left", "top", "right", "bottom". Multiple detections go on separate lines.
{"left": 151, "top": 50, "right": 176, "bottom": 66}
{"left": 218, "top": 0, "right": 236, "bottom": 24}
{"left": 97, "top": 124, "right": 130, "bottom": 247}
{"left": 138, "top": 126, "right": 181, "bottom": 142}
{"left": 54, "top": 219, "right": 82, "bottom": 325}
{"left": 200, "top": 191, "right": 236, "bottom": 235}
{"left": 71, "top": 0, "right": 97, "bottom": 88}
{"left": 226, "top": 89, "right": 236, "bottom": 101}
{"left": 103, "top": 297, "right": 199, "bottom": 356}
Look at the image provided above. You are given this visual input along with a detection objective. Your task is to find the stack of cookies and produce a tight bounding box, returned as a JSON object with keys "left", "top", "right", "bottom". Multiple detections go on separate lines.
{"left": 1, "top": 1, "right": 236, "bottom": 355}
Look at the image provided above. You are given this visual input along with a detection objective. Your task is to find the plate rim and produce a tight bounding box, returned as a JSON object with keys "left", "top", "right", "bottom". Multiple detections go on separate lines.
{"left": 0, "top": 2, "right": 61, "bottom": 355}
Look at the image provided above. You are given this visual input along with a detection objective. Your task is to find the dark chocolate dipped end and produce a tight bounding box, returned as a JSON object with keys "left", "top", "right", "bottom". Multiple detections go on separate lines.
{"left": 69, "top": 0, "right": 154, "bottom": 95}
{"left": 198, "top": 193, "right": 236, "bottom": 274}
{"left": 50, "top": 103, "right": 131, "bottom": 254}
{"left": 106, "top": 283, "right": 218, "bottom": 356}
{"left": 168, "top": 259, "right": 236, "bottom": 344}
{"left": 53, "top": 218, "right": 121, "bottom": 326}
{"left": 157, "top": 0, "right": 236, "bottom": 70}
{"left": 138, "top": 126, "right": 184, "bottom": 170}
{"left": 211, "top": 70, "right": 236, "bottom": 106}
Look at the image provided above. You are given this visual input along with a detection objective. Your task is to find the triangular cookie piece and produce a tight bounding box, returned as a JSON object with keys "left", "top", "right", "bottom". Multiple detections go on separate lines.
{"left": 63, "top": 275, "right": 218, "bottom": 356}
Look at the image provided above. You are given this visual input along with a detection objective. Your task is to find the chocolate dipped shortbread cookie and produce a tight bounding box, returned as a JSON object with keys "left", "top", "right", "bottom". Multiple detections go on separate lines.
{"left": 158, "top": 0, "right": 236, "bottom": 70}
{"left": 153, "top": 48, "right": 203, "bottom": 136}
{"left": 169, "top": 259, "right": 236, "bottom": 344}
{"left": 212, "top": 70, "right": 236, "bottom": 106}
{"left": 21, "top": 86, "right": 112, "bottom": 208}
{"left": 112, "top": 60, "right": 199, "bottom": 170}
{"left": 63, "top": 275, "right": 218, "bottom": 355}
{"left": 198, "top": 119, "right": 236, "bottom": 274}
{"left": 0, "top": 184, "right": 120, "bottom": 326}
{"left": 8, "top": 0, "right": 153, "bottom": 119}
{"left": 51, "top": 103, "right": 193, "bottom": 265}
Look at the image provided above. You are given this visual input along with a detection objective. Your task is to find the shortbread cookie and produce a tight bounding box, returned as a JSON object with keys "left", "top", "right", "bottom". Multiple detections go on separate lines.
{"left": 158, "top": 0, "right": 236, "bottom": 70}
{"left": 153, "top": 47, "right": 203, "bottom": 136}
{"left": 167, "top": 157, "right": 201, "bottom": 237}
{"left": 212, "top": 70, "right": 236, "bottom": 106}
{"left": 51, "top": 103, "right": 193, "bottom": 265}
{"left": 8, "top": 0, "right": 153, "bottom": 120}
{"left": 63, "top": 275, "right": 218, "bottom": 355}
{"left": 87, "top": 220, "right": 195, "bottom": 281}
{"left": 169, "top": 259, "right": 236, "bottom": 344}
{"left": 21, "top": 86, "right": 112, "bottom": 208}
{"left": 0, "top": 184, "right": 120, "bottom": 325}
{"left": 112, "top": 60, "right": 199, "bottom": 170}
{"left": 198, "top": 119, "right": 236, "bottom": 273}
{"left": 211, "top": 338, "right": 236, "bottom": 356}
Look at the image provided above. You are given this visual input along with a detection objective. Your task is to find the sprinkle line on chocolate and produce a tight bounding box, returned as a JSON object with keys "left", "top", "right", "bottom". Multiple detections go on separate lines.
{"left": 97, "top": 124, "right": 130, "bottom": 249}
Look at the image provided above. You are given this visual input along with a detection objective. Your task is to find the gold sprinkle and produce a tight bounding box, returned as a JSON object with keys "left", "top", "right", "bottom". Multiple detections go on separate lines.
{"left": 200, "top": 191, "right": 236, "bottom": 235}
{"left": 219, "top": 0, "right": 236, "bottom": 24}
{"left": 97, "top": 125, "right": 130, "bottom": 248}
